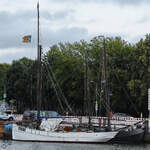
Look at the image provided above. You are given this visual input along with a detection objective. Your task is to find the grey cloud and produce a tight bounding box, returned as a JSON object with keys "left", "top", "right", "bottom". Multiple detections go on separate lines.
{"left": 0, "top": 26, "right": 89, "bottom": 63}
{"left": 102, "top": 0, "right": 150, "bottom": 5}
{"left": 0, "top": 11, "right": 35, "bottom": 49}
{"left": 0, "top": 10, "right": 35, "bottom": 24}
{"left": 0, "top": 47, "right": 36, "bottom": 64}
{"left": 136, "top": 16, "right": 150, "bottom": 24}
{"left": 41, "top": 9, "right": 75, "bottom": 20}
{"left": 53, "top": 0, "right": 150, "bottom": 6}
{"left": 0, "top": 8, "right": 76, "bottom": 49}
{"left": 0, "top": 11, "right": 14, "bottom": 24}
{"left": 41, "top": 27, "right": 89, "bottom": 46}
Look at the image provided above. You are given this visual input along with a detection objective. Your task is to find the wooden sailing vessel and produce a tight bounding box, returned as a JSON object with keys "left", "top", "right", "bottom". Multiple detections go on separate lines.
{"left": 12, "top": 123, "right": 118, "bottom": 143}
{"left": 12, "top": 2, "right": 118, "bottom": 143}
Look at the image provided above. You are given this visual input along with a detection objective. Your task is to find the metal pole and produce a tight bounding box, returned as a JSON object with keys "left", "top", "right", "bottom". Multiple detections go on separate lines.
{"left": 84, "top": 48, "right": 88, "bottom": 115}
{"left": 95, "top": 83, "right": 98, "bottom": 117}
{"left": 148, "top": 89, "right": 150, "bottom": 118}
{"left": 103, "top": 38, "right": 111, "bottom": 129}
{"left": 36, "top": 2, "right": 41, "bottom": 128}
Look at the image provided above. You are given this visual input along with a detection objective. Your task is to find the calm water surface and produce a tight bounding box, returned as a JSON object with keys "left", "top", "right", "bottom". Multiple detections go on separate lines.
{"left": 0, "top": 141, "right": 150, "bottom": 150}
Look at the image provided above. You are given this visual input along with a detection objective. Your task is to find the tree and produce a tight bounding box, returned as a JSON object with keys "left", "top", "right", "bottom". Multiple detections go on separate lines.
{"left": 0, "top": 63, "right": 10, "bottom": 100}
{"left": 5, "top": 57, "right": 35, "bottom": 113}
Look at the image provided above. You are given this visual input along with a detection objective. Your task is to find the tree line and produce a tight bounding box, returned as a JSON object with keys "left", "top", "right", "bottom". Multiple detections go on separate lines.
{"left": 0, "top": 35, "right": 150, "bottom": 117}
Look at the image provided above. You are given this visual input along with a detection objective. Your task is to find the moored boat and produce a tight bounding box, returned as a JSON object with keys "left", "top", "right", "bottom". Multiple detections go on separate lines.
{"left": 12, "top": 123, "right": 118, "bottom": 143}
{"left": 109, "top": 121, "right": 145, "bottom": 144}
{"left": 12, "top": 2, "right": 118, "bottom": 144}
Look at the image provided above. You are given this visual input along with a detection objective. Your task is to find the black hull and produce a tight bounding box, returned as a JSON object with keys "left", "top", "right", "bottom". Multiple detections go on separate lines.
{"left": 109, "top": 128, "right": 144, "bottom": 144}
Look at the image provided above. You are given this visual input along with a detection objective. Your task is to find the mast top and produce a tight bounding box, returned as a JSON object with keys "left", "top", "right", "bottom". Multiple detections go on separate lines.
{"left": 37, "top": 2, "right": 39, "bottom": 8}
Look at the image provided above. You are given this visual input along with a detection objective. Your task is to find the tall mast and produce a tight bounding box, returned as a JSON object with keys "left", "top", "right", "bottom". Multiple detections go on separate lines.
{"left": 84, "top": 49, "right": 88, "bottom": 115}
{"left": 37, "top": 2, "right": 42, "bottom": 127}
{"left": 84, "top": 49, "right": 91, "bottom": 116}
{"left": 103, "top": 38, "right": 110, "bottom": 129}
{"left": 37, "top": 2, "right": 39, "bottom": 51}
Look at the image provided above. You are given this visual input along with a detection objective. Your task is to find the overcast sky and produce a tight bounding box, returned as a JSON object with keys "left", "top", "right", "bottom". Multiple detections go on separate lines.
{"left": 0, "top": 0, "right": 150, "bottom": 63}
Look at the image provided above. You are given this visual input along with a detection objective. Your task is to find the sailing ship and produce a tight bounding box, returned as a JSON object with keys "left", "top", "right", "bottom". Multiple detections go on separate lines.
{"left": 12, "top": 123, "right": 118, "bottom": 143}
{"left": 12, "top": 2, "right": 118, "bottom": 143}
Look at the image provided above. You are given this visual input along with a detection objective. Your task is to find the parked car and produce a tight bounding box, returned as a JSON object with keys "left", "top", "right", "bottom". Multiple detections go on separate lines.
{"left": 23, "top": 110, "right": 62, "bottom": 120}
{"left": 32, "top": 110, "right": 62, "bottom": 119}
{"left": 113, "top": 113, "right": 132, "bottom": 118}
{"left": 0, "top": 112, "right": 14, "bottom": 121}
{"left": 23, "top": 110, "right": 34, "bottom": 120}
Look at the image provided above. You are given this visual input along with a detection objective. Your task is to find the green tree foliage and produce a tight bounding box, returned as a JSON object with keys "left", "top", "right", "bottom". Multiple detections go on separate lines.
{"left": 42, "top": 42, "right": 86, "bottom": 114}
{"left": 2, "top": 35, "right": 150, "bottom": 117}
{"left": 0, "top": 63, "right": 10, "bottom": 99}
{"left": 5, "top": 57, "right": 35, "bottom": 113}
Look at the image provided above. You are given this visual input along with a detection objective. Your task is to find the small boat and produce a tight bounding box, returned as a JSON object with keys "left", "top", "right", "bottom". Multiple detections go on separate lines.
{"left": 109, "top": 121, "right": 145, "bottom": 144}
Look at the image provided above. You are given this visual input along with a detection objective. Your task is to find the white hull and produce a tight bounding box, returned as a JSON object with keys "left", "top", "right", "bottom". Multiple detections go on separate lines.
{"left": 12, "top": 124, "right": 118, "bottom": 143}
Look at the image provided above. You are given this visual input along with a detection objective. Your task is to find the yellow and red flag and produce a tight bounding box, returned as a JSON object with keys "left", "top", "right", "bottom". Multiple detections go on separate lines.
{"left": 22, "top": 35, "right": 31, "bottom": 43}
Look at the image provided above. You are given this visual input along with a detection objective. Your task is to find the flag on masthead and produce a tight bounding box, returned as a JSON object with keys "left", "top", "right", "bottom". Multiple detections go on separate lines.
{"left": 22, "top": 35, "right": 31, "bottom": 43}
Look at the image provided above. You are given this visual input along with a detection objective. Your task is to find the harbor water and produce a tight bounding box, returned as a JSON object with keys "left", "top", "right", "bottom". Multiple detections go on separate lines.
{"left": 0, "top": 141, "right": 150, "bottom": 150}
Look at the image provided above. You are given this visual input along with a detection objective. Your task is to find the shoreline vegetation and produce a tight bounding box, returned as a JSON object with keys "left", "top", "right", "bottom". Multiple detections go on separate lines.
{"left": 0, "top": 35, "right": 150, "bottom": 117}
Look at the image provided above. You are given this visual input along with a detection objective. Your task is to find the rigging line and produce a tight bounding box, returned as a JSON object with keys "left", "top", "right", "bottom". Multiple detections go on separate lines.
{"left": 100, "top": 85, "right": 111, "bottom": 112}
{"left": 98, "top": 95, "right": 110, "bottom": 113}
{"left": 43, "top": 56, "right": 73, "bottom": 113}
{"left": 41, "top": 54, "right": 65, "bottom": 113}
{"left": 49, "top": 66, "right": 73, "bottom": 113}
{"left": 94, "top": 81, "right": 110, "bottom": 111}
{"left": 97, "top": 92, "right": 110, "bottom": 112}
{"left": 43, "top": 62, "right": 65, "bottom": 113}
{"left": 112, "top": 66, "right": 139, "bottom": 115}
{"left": 88, "top": 87, "right": 110, "bottom": 114}
{"left": 96, "top": 92, "right": 110, "bottom": 113}
{"left": 46, "top": 61, "right": 73, "bottom": 114}
{"left": 106, "top": 52, "right": 139, "bottom": 114}
{"left": 44, "top": 64, "right": 64, "bottom": 113}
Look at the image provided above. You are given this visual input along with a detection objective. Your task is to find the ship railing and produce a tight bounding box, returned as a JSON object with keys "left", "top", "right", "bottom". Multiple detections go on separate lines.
{"left": 38, "top": 116, "right": 145, "bottom": 132}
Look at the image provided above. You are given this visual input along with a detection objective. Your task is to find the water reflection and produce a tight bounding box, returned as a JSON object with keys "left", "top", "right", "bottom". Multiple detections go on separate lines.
{"left": 0, "top": 140, "right": 149, "bottom": 150}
